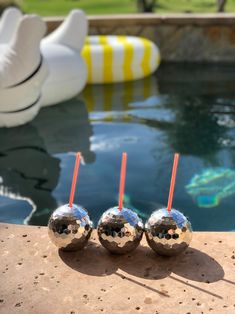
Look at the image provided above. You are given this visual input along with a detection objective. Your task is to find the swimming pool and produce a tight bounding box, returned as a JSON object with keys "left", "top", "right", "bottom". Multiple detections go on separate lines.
{"left": 0, "top": 63, "right": 235, "bottom": 231}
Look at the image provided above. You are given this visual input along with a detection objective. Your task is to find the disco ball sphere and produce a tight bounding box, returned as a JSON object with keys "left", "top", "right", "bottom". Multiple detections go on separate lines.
{"left": 145, "top": 208, "right": 192, "bottom": 256}
{"left": 97, "top": 206, "right": 144, "bottom": 254}
{"left": 48, "top": 204, "right": 93, "bottom": 251}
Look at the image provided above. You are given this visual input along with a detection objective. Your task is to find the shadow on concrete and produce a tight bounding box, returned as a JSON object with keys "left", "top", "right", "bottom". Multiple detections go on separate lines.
{"left": 59, "top": 241, "right": 170, "bottom": 280}
{"left": 59, "top": 241, "right": 117, "bottom": 276}
{"left": 170, "top": 248, "right": 225, "bottom": 283}
{"left": 115, "top": 272, "right": 170, "bottom": 297}
{"left": 222, "top": 278, "right": 235, "bottom": 286}
{"left": 59, "top": 242, "right": 224, "bottom": 282}
{"left": 59, "top": 241, "right": 171, "bottom": 297}
{"left": 59, "top": 242, "right": 227, "bottom": 299}
{"left": 169, "top": 275, "right": 223, "bottom": 300}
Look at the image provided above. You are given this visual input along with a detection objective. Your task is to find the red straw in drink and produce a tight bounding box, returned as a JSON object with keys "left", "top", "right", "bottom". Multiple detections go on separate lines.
{"left": 118, "top": 152, "right": 127, "bottom": 211}
{"left": 167, "top": 153, "right": 180, "bottom": 212}
{"left": 69, "top": 152, "right": 81, "bottom": 208}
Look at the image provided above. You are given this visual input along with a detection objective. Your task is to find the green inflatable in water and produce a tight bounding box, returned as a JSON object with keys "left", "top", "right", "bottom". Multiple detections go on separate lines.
{"left": 186, "top": 168, "right": 235, "bottom": 208}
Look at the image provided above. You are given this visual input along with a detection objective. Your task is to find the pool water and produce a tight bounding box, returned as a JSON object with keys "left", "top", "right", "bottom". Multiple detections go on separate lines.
{"left": 1, "top": 63, "right": 235, "bottom": 231}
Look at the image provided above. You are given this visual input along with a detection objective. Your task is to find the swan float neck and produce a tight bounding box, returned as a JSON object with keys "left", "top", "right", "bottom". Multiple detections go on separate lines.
{"left": 42, "top": 9, "right": 87, "bottom": 51}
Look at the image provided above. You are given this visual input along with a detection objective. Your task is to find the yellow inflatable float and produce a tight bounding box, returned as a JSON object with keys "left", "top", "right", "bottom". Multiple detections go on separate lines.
{"left": 82, "top": 35, "right": 160, "bottom": 84}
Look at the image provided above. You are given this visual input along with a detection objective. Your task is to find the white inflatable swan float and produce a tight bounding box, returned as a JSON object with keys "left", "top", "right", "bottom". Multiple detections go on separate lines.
{"left": 0, "top": 8, "right": 87, "bottom": 127}
{"left": 0, "top": 7, "right": 22, "bottom": 44}
{"left": 0, "top": 14, "right": 48, "bottom": 127}
{"left": 41, "top": 9, "right": 87, "bottom": 107}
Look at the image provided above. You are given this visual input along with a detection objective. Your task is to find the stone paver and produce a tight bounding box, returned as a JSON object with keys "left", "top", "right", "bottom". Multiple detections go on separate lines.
{"left": 0, "top": 223, "right": 235, "bottom": 314}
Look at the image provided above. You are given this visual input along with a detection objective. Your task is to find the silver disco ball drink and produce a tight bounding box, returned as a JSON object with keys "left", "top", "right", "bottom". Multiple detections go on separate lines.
{"left": 97, "top": 206, "right": 144, "bottom": 254}
{"left": 48, "top": 204, "right": 93, "bottom": 251}
{"left": 145, "top": 208, "right": 192, "bottom": 256}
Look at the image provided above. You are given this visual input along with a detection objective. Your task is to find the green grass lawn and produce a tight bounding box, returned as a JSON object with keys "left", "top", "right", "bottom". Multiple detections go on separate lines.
{"left": 20, "top": 0, "right": 135, "bottom": 16}
{"left": 8, "top": 0, "right": 235, "bottom": 16}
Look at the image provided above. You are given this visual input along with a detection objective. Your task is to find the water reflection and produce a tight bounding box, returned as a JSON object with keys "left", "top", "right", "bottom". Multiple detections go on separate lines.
{"left": 0, "top": 124, "right": 59, "bottom": 225}
{"left": 82, "top": 70, "right": 235, "bottom": 163}
{"left": 0, "top": 99, "right": 94, "bottom": 225}
{"left": 1, "top": 64, "right": 235, "bottom": 230}
{"left": 157, "top": 63, "right": 235, "bottom": 96}
{"left": 79, "top": 67, "right": 235, "bottom": 232}
{"left": 186, "top": 167, "right": 235, "bottom": 208}
{"left": 32, "top": 98, "right": 95, "bottom": 164}
{"left": 81, "top": 75, "right": 159, "bottom": 115}
{"left": 128, "top": 93, "right": 235, "bottom": 163}
{"left": 153, "top": 96, "right": 229, "bottom": 162}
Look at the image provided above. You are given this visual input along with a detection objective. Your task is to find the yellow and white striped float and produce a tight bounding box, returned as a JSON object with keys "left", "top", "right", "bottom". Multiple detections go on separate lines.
{"left": 82, "top": 35, "right": 160, "bottom": 84}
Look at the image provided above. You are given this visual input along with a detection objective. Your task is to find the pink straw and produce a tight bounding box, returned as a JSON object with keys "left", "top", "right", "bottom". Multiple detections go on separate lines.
{"left": 69, "top": 152, "right": 81, "bottom": 208}
{"left": 167, "top": 153, "right": 180, "bottom": 212}
{"left": 118, "top": 152, "right": 127, "bottom": 211}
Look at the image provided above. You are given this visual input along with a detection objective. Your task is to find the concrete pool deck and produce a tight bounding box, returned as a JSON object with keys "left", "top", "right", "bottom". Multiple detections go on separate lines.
{"left": 0, "top": 223, "right": 234, "bottom": 313}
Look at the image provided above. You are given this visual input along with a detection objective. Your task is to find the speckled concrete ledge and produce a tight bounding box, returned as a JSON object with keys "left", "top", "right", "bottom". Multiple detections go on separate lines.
{"left": 0, "top": 223, "right": 235, "bottom": 314}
